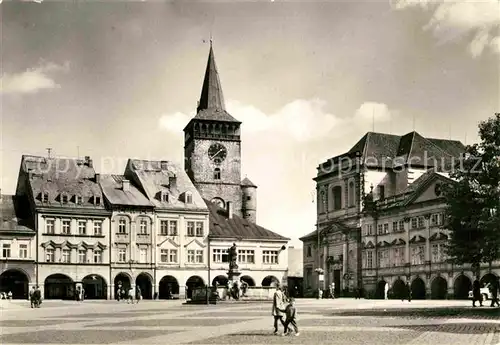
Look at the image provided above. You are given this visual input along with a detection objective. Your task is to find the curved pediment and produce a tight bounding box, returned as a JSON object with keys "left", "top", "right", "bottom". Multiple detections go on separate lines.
{"left": 41, "top": 240, "right": 56, "bottom": 249}
{"left": 429, "top": 232, "right": 448, "bottom": 241}
{"left": 95, "top": 242, "right": 107, "bottom": 250}
{"left": 409, "top": 235, "right": 426, "bottom": 244}
{"left": 391, "top": 238, "right": 406, "bottom": 246}
{"left": 377, "top": 240, "right": 391, "bottom": 248}
{"left": 61, "top": 240, "right": 78, "bottom": 249}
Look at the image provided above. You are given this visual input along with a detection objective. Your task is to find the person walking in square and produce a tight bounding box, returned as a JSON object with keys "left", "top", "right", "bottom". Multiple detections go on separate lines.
{"left": 472, "top": 278, "right": 483, "bottom": 307}
{"left": 271, "top": 284, "right": 286, "bottom": 335}
{"left": 278, "top": 297, "right": 300, "bottom": 336}
{"left": 489, "top": 277, "right": 499, "bottom": 307}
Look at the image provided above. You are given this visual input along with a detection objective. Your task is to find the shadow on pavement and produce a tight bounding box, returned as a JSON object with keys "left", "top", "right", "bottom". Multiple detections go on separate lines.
{"left": 324, "top": 307, "right": 500, "bottom": 319}
{"left": 386, "top": 323, "right": 499, "bottom": 334}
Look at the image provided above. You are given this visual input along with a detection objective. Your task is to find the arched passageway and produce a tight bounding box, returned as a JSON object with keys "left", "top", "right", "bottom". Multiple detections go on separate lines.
{"left": 453, "top": 274, "right": 472, "bottom": 300}
{"left": 159, "top": 275, "right": 179, "bottom": 299}
{"left": 261, "top": 275, "right": 279, "bottom": 287}
{"left": 411, "top": 277, "right": 426, "bottom": 300}
{"left": 0, "top": 269, "right": 29, "bottom": 299}
{"left": 431, "top": 276, "right": 448, "bottom": 299}
{"left": 44, "top": 274, "right": 73, "bottom": 300}
{"left": 136, "top": 273, "right": 153, "bottom": 299}
{"left": 212, "top": 275, "right": 228, "bottom": 287}
{"left": 480, "top": 273, "right": 498, "bottom": 289}
{"left": 392, "top": 279, "right": 406, "bottom": 300}
{"left": 240, "top": 275, "right": 255, "bottom": 287}
{"left": 186, "top": 276, "right": 204, "bottom": 299}
{"left": 82, "top": 275, "right": 107, "bottom": 299}
{"left": 375, "top": 280, "right": 387, "bottom": 299}
{"left": 114, "top": 273, "right": 131, "bottom": 300}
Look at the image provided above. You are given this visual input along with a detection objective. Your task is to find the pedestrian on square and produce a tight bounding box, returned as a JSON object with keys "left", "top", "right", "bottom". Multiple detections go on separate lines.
{"left": 489, "top": 278, "right": 499, "bottom": 307}
{"left": 29, "top": 286, "right": 35, "bottom": 308}
{"left": 405, "top": 282, "right": 412, "bottom": 302}
{"left": 271, "top": 284, "right": 286, "bottom": 335}
{"left": 127, "top": 287, "right": 135, "bottom": 304}
{"left": 472, "top": 278, "right": 483, "bottom": 307}
{"left": 136, "top": 286, "right": 142, "bottom": 304}
{"left": 278, "top": 297, "right": 300, "bottom": 336}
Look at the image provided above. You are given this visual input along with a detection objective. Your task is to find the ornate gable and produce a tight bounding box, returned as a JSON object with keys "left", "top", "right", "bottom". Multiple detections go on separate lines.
{"left": 157, "top": 238, "right": 180, "bottom": 248}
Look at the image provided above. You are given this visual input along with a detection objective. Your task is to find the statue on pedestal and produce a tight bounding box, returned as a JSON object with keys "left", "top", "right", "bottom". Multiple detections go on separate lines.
{"left": 228, "top": 243, "right": 239, "bottom": 271}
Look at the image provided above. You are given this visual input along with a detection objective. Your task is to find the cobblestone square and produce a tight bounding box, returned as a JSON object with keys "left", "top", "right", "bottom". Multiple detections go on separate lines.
{"left": 0, "top": 299, "right": 498, "bottom": 345}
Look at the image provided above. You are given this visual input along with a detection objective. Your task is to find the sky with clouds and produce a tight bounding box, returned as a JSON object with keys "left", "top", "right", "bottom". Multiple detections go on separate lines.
{"left": 1, "top": 0, "right": 498, "bottom": 247}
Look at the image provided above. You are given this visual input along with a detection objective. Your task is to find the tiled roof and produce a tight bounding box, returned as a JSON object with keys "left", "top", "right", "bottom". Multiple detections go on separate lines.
{"left": 20, "top": 155, "right": 106, "bottom": 210}
{"left": 241, "top": 177, "right": 257, "bottom": 188}
{"left": 338, "top": 131, "right": 465, "bottom": 170}
{"left": 299, "top": 229, "right": 318, "bottom": 241}
{"left": 100, "top": 174, "right": 153, "bottom": 207}
{"left": 0, "top": 194, "right": 35, "bottom": 233}
{"left": 127, "top": 159, "right": 208, "bottom": 212}
{"left": 205, "top": 199, "right": 289, "bottom": 241}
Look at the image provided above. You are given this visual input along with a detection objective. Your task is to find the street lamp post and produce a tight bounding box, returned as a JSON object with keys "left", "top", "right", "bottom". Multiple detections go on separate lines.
{"left": 316, "top": 193, "right": 328, "bottom": 299}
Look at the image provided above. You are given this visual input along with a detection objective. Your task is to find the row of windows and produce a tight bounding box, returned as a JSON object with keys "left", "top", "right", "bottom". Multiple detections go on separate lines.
{"left": 363, "top": 243, "right": 447, "bottom": 268}
{"left": 116, "top": 248, "right": 204, "bottom": 264}
{"left": 319, "top": 181, "right": 356, "bottom": 212}
{"left": 363, "top": 213, "right": 444, "bottom": 236}
{"left": 40, "top": 192, "right": 102, "bottom": 205}
{"left": 45, "top": 219, "right": 103, "bottom": 236}
{"left": 2, "top": 244, "right": 28, "bottom": 259}
{"left": 212, "top": 249, "right": 280, "bottom": 264}
{"left": 44, "top": 248, "right": 103, "bottom": 263}
{"left": 117, "top": 219, "right": 204, "bottom": 237}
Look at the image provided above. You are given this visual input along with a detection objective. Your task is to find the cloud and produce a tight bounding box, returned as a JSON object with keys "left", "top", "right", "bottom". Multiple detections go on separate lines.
{"left": 0, "top": 62, "right": 69, "bottom": 94}
{"left": 159, "top": 99, "right": 392, "bottom": 142}
{"left": 392, "top": 0, "right": 500, "bottom": 57}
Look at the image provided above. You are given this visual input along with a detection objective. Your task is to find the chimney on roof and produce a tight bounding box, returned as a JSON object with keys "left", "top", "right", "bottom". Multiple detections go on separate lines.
{"left": 226, "top": 201, "right": 233, "bottom": 219}
{"left": 95, "top": 173, "right": 101, "bottom": 184}
{"left": 122, "top": 179, "right": 130, "bottom": 192}
{"left": 160, "top": 160, "right": 168, "bottom": 170}
{"left": 169, "top": 175, "right": 177, "bottom": 189}
{"left": 85, "top": 156, "right": 93, "bottom": 168}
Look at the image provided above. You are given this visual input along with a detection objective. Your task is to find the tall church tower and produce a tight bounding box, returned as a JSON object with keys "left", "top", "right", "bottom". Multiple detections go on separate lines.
{"left": 184, "top": 42, "right": 245, "bottom": 217}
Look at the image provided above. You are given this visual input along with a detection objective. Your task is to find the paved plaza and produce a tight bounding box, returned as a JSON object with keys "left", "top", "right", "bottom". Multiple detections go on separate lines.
{"left": 0, "top": 299, "right": 499, "bottom": 345}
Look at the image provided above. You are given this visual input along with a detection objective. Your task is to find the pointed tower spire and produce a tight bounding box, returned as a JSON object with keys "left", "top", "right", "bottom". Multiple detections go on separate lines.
{"left": 197, "top": 41, "right": 225, "bottom": 113}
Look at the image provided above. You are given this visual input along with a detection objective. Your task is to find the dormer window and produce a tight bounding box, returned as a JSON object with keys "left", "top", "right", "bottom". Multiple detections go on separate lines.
{"left": 41, "top": 192, "right": 49, "bottom": 203}
{"left": 185, "top": 192, "right": 193, "bottom": 204}
{"left": 214, "top": 168, "right": 221, "bottom": 180}
{"left": 161, "top": 191, "right": 169, "bottom": 203}
{"left": 75, "top": 195, "right": 83, "bottom": 204}
{"left": 61, "top": 194, "right": 69, "bottom": 203}
{"left": 94, "top": 196, "right": 101, "bottom": 206}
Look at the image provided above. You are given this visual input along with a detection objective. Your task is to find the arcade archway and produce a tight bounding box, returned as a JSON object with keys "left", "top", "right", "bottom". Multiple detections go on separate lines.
{"left": 114, "top": 273, "right": 131, "bottom": 300}
{"left": 44, "top": 274, "right": 73, "bottom": 300}
{"left": 431, "top": 276, "right": 448, "bottom": 299}
{"left": 392, "top": 279, "right": 406, "bottom": 300}
{"left": 136, "top": 273, "right": 153, "bottom": 299}
{"left": 261, "top": 275, "right": 279, "bottom": 287}
{"left": 212, "top": 275, "right": 228, "bottom": 287}
{"left": 453, "top": 274, "right": 472, "bottom": 300}
{"left": 240, "top": 275, "right": 255, "bottom": 286}
{"left": 159, "top": 275, "right": 179, "bottom": 299}
{"left": 82, "top": 275, "right": 107, "bottom": 299}
{"left": 480, "top": 273, "right": 498, "bottom": 288}
{"left": 411, "top": 277, "right": 426, "bottom": 299}
{"left": 0, "top": 269, "right": 29, "bottom": 299}
{"left": 186, "top": 275, "right": 204, "bottom": 299}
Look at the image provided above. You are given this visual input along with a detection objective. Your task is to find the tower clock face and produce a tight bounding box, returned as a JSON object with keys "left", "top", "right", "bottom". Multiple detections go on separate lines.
{"left": 208, "top": 143, "right": 227, "bottom": 164}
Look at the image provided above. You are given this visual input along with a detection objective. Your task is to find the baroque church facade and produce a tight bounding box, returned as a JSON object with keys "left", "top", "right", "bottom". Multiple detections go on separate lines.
{"left": 0, "top": 44, "right": 289, "bottom": 300}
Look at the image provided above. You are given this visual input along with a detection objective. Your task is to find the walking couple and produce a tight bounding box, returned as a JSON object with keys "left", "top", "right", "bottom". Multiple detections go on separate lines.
{"left": 271, "top": 284, "right": 299, "bottom": 336}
